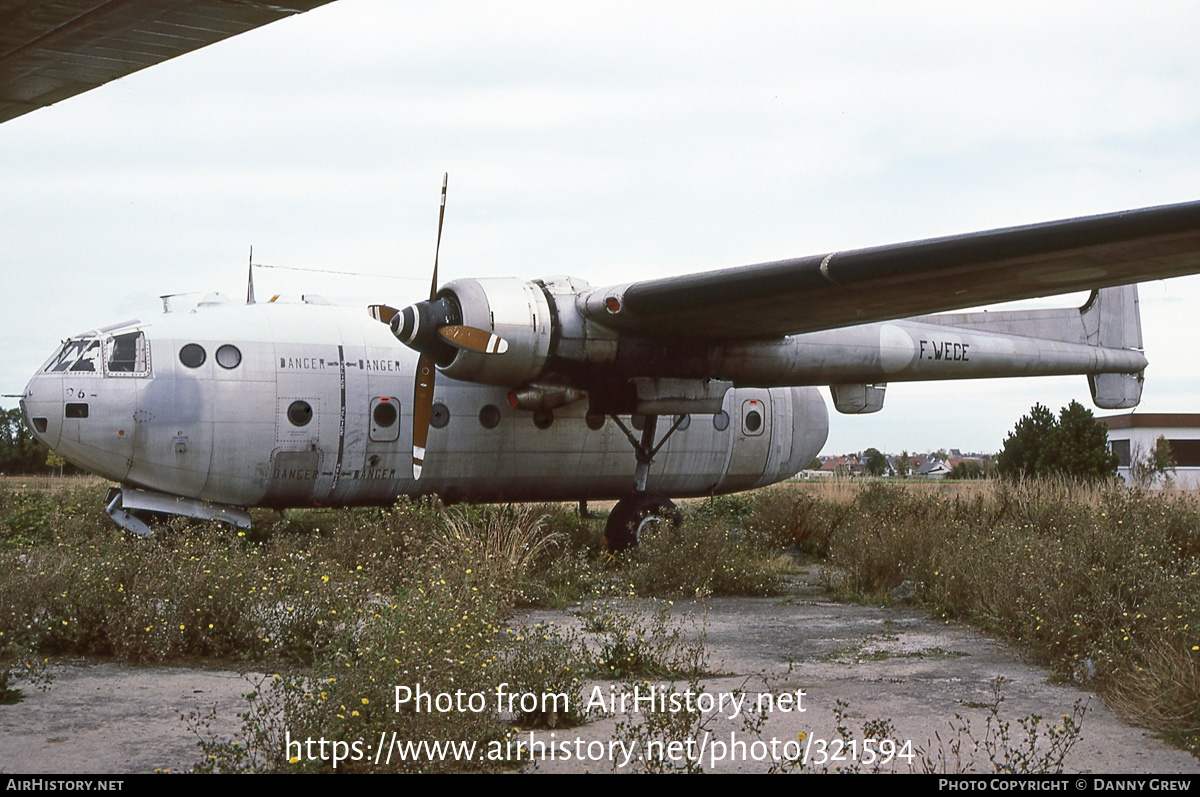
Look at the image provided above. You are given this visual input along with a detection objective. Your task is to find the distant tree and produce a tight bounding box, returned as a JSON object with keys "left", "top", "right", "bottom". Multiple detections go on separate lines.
{"left": 996, "top": 401, "right": 1117, "bottom": 480}
{"left": 807, "top": 457, "right": 822, "bottom": 470}
{"left": 947, "top": 460, "right": 985, "bottom": 480}
{"left": 895, "top": 450, "right": 915, "bottom": 478}
{"left": 1043, "top": 401, "right": 1120, "bottom": 479}
{"left": 1129, "top": 435, "right": 1176, "bottom": 489}
{"left": 995, "top": 403, "right": 1056, "bottom": 477}
{"left": 0, "top": 408, "right": 52, "bottom": 474}
{"left": 863, "top": 447, "right": 888, "bottom": 477}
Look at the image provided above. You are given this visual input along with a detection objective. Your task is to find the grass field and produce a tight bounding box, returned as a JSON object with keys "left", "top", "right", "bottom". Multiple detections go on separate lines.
{"left": 1, "top": 476, "right": 1197, "bottom": 769}
{"left": 0, "top": 474, "right": 106, "bottom": 492}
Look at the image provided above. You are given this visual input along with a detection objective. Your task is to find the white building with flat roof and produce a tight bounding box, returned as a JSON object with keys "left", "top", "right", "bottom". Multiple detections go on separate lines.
{"left": 1103, "top": 413, "right": 1200, "bottom": 489}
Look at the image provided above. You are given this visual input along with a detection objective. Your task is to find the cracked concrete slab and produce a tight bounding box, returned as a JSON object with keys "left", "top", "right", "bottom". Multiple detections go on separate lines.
{"left": 1, "top": 565, "right": 1195, "bottom": 774}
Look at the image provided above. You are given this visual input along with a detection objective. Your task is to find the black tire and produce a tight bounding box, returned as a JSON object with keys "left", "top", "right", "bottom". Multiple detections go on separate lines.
{"left": 605, "top": 491, "right": 680, "bottom": 552}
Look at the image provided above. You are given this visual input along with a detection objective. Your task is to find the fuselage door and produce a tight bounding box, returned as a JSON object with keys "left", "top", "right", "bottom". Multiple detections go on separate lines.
{"left": 263, "top": 397, "right": 323, "bottom": 505}
{"left": 723, "top": 392, "right": 773, "bottom": 484}
{"left": 101, "top": 331, "right": 148, "bottom": 477}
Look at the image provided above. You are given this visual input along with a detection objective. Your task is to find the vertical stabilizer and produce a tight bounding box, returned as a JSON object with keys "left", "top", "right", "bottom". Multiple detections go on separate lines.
{"left": 1083, "top": 285, "right": 1144, "bottom": 409}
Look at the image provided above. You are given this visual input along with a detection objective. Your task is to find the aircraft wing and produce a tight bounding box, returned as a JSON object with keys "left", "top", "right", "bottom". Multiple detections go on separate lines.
{"left": 583, "top": 200, "right": 1200, "bottom": 339}
{"left": 0, "top": 0, "right": 336, "bottom": 125}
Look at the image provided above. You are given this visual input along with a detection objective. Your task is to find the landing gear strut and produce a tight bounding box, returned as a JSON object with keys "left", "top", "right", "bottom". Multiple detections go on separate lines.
{"left": 604, "top": 413, "right": 685, "bottom": 551}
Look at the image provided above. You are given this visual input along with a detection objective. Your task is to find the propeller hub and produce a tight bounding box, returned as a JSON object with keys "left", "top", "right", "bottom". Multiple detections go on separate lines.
{"left": 390, "top": 296, "right": 461, "bottom": 354}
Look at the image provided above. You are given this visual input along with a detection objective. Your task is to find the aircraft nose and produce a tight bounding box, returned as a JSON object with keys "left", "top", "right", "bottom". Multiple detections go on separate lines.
{"left": 22, "top": 370, "right": 62, "bottom": 451}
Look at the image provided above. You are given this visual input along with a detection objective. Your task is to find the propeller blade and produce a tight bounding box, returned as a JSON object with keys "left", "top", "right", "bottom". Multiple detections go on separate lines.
{"left": 411, "top": 174, "right": 449, "bottom": 481}
{"left": 412, "top": 352, "right": 436, "bottom": 480}
{"left": 438, "top": 325, "right": 509, "bottom": 354}
{"left": 369, "top": 304, "right": 400, "bottom": 324}
{"left": 430, "top": 173, "right": 447, "bottom": 302}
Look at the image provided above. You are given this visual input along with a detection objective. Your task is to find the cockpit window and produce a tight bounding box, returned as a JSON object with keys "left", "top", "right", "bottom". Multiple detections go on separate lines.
{"left": 43, "top": 332, "right": 151, "bottom": 378}
{"left": 45, "top": 339, "right": 102, "bottom": 374}
{"left": 105, "top": 331, "right": 149, "bottom": 376}
{"left": 70, "top": 340, "right": 102, "bottom": 372}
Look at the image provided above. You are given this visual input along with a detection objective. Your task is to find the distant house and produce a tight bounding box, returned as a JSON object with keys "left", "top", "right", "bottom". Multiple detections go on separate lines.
{"left": 1103, "top": 413, "right": 1200, "bottom": 489}
{"left": 914, "top": 455, "right": 951, "bottom": 479}
{"left": 946, "top": 456, "right": 987, "bottom": 477}
{"left": 819, "top": 455, "right": 856, "bottom": 477}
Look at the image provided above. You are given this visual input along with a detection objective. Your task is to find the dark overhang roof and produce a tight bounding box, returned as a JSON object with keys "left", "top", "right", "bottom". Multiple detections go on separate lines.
{"left": 0, "top": 0, "right": 336, "bottom": 125}
{"left": 1103, "top": 413, "right": 1200, "bottom": 430}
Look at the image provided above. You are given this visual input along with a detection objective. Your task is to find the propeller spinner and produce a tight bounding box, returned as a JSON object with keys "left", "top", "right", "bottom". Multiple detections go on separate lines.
{"left": 379, "top": 174, "right": 508, "bottom": 479}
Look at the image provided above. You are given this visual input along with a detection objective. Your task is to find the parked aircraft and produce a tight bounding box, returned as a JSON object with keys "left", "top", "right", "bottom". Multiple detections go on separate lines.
{"left": 8, "top": 5, "right": 1200, "bottom": 547}
{"left": 19, "top": 190, "right": 1200, "bottom": 547}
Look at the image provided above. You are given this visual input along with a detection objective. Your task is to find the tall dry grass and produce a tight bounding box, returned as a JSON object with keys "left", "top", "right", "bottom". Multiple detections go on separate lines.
{"left": 434, "top": 504, "right": 565, "bottom": 605}
{"left": 7, "top": 477, "right": 1200, "bottom": 758}
{"left": 815, "top": 479, "right": 1200, "bottom": 750}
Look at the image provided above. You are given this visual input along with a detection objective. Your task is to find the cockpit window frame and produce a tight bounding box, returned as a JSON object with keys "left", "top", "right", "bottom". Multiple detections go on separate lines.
{"left": 44, "top": 338, "right": 101, "bottom": 374}
{"left": 103, "top": 331, "right": 151, "bottom": 377}
{"left": 43, "top": 329, "right": 152, "bottom": 378}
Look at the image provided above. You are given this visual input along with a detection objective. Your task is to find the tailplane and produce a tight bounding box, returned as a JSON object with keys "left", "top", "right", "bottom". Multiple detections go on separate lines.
{"left": 916, "top": 284, "right": 1145, "bottom": 409}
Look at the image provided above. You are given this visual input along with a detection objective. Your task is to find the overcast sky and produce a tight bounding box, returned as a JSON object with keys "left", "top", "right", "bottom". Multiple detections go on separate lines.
{"left": 3, "top": 0, "right": 1200, "bottom": 455}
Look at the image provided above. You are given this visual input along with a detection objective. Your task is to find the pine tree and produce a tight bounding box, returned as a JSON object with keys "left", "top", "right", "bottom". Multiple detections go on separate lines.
{"left": 995, "top": 403, "right": 1056, "bottom": 477}
{"left": 996, "top": 400, "right": 1117, "bottom": 480}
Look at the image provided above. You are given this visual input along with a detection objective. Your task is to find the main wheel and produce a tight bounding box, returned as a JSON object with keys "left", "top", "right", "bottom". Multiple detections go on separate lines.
{"left": 605, "top": 491, "right": 680, "bottom": 552}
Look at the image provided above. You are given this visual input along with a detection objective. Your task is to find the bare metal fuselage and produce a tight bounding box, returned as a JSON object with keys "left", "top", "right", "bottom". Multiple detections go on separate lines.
{"left": 22, "top": 300, "right": 829, "bottom": 509}
{"left": 21, "top": 275, "right": 1148, "bottom": 521}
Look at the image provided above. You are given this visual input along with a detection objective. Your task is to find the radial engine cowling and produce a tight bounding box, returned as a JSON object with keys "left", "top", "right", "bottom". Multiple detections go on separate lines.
{"left": 435, "top": 278, "right": 553, "bottom": 386}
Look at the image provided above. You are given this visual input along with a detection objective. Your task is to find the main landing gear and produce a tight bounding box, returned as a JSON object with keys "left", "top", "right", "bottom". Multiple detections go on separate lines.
{"left": 605, "top": 489, "right": 680, "bottom": 551}
{"left": 604, "top": 413, "right": 684, "bottom": 551}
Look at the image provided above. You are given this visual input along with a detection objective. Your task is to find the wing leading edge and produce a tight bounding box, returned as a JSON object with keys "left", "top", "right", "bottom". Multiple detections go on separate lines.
{"left": 0, "top": 0, "right": 336, "bottom": 125}
{"left": 582, "top": 200, "right": 1200, "bottom": 340}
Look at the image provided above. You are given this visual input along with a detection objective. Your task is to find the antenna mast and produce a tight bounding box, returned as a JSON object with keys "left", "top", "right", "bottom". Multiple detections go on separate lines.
{"left": 246, "top": 245, "right": 256, "bottom": 304}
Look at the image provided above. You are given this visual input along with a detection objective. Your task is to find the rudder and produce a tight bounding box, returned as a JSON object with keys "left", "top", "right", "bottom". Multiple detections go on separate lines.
{"left": 1082, "top": 285, "right": 1144, "bottom": 409}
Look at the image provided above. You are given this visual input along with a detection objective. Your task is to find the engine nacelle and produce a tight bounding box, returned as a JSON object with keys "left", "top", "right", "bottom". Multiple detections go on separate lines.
{"left": 437, "top": 278, "right": 554, "bottom": 386}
